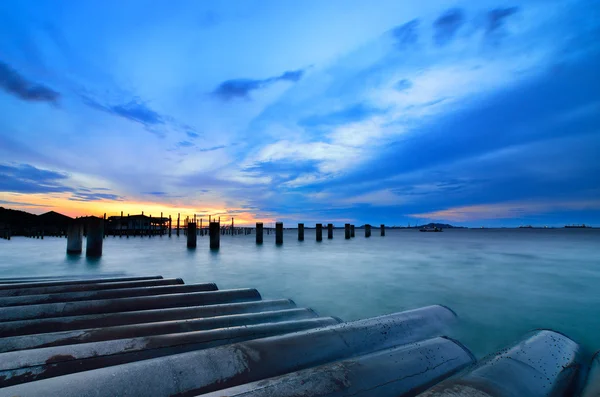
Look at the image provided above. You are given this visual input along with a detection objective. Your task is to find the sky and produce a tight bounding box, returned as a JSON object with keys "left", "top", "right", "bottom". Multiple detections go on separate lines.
{"left": 0, "top": 0, "right": 599, "bottom": 226}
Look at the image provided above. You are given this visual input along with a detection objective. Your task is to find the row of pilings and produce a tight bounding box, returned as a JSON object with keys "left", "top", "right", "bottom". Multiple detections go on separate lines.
{"left": 59, "top": 218, "right": 387, "bottom": 256}
{"left": 185, "top": 222, "right": 386, "bottom": 250}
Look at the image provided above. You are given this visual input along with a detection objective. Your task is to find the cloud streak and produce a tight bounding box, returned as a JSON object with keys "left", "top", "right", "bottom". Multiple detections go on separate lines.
{"left": 212, "top": 68, "right": 305, "bottom": 100}
{"left": 0, "top": 61, "right": 59, "bottom": 104}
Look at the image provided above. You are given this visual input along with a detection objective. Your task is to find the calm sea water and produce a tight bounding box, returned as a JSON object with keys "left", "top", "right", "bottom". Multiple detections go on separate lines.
{"left": 1, "top": 228, "right": 599, "bottom": 358}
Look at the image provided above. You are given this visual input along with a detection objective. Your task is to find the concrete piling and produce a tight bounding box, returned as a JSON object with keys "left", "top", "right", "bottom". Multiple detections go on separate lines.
{"left": 66, "top": 222, "right": 83, "bottom": 254}
{"left": 351, "top": 225, "right": 355, "bottom": 237}
{"left": 381, "top": 224, "right": 385, "bottom": 236}
{"left": 209, "top": 222, "right": 220, "bottom": 249}
{"left": 86, "top": 217, "right": 104, "bottom": 257}
{"left": 0, "top": 278, "right": 182, "bottom": 298}
{"left": 0, "top": 282, "right": 218, "bottom": 308}
{"left": 365, "top": 224, "right": 371, "bottom": 238}
{"left": 8, "top": 305, "right": 458, "bottom": 396}
{"left": 187, "top": 222, "right": 197, "bottom": 248}
{"left": 327, "top": 223, "right": 333, "bottom": 239}
{"left": 345, "top": 223, "right": 351, "bottom": 239}
{"left": 316, "top": 223, "right": 322, "bottom": 242}
{"left": 256, "top": 222, "right": 263, "bottom": 244}
{"left": 276, "top": 222, "right": 283, "bottom": 245}
{"left": 168, "top": 215, "right": 172, "bottom": 237}
{"left": 0, "top": 299, "right": 296, "bottom": 338}
{"left": 176, "top": 213, "right": 180, "bottom": 236}
{"left": 0, "top": 308, "right": 319, "bottom": 353}
{"left": 419, "top": 330, "right": 584, "bottom": 397}
{"left": 0, "top": 288, "right": 262, "bottom": 322}
{"left": 202, "top": 336, "right": 474, "bottom": 397}
{"left": 298, "top": 223, "right": 304, "bottom": 241}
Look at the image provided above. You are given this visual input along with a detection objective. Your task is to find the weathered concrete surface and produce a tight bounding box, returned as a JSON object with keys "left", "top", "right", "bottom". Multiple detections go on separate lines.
{"left": 0, "top": 278, "right": 183, "bottom": 298}
{"left": 417, "top": 330, "right": 583, "bottom": 397}
{"left": 0, "top": 305, "right": 456, "bottom": 396}
{"left": 201, "top": 337, "right": 475, "bottom": 397}
{"left": 0, "top": 288, "right": 261, "bottom": 321}
{"left": 0, "top": 317, "right": 338, "bottom": 387}
{"left": 0, "top": 282, "right": 218, "bottom": 307}
{"left": 0, "top": 299, "right": 296, "bottom": 338}
{"left": 0, "top": 308, "right": 318, "bottom": 353}
{"left": 0, "top": 276, "right": 163, "bottom": 291}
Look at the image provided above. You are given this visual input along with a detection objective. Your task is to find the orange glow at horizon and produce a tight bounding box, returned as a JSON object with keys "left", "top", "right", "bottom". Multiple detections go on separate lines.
{"left": 0, "top": 193, "right": 275, "bottom": 225}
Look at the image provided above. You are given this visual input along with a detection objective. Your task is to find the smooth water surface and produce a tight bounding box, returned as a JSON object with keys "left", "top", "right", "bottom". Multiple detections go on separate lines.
{"left": 1, "top": 228, "right": 599, "bottom": 357}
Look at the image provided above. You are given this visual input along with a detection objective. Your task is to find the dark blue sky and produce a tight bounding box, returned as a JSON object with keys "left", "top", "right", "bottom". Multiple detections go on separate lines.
{"left": 0, "top": 0, "right": 599, "bottom": 226}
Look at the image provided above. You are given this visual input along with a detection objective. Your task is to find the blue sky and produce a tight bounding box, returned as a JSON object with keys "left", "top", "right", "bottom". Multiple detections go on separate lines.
{"left": 0, "top": 0, "right": 599, "bottom": 226}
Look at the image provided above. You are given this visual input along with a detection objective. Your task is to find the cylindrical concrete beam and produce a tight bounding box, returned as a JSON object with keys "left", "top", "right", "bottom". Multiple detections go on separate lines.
{"left": 298, "top": 223, "right": 304, "bottom": 241}
{"left": 209, "top": 222, "right": 220, "bottom": 249}
{"left": 202, "top": 336, "right": 475, "bottom": 397}
{"left": 256, "top": 222, "right": 263, "bottom": 244}
{"left": 187, "top": 222, "right": 197, "bottom": 248}
{"left": 2, "top": 305, "right": 458, "bottom": 396}
{"left": 316, "top": 223, "right": 322, "bottom": 242}
{"left": 419, "top": 330, "right": 584, "bottom": 397}
{"left": 0, "top": 299, "right": 296, "bottom": 338}
{"left": 0, "top": 283, "right": 218, "bottom": 307}
{"left": 381, "top": 224, "right": 385, "bottom": 236}
{"left": 345, "top": 223, "right": 351, "bottom": 239}
{"left": 0, "top": 308, "right": 320, "bottom": 353}
{"left": 0, "top": 318, "right": 338, "bottom": 388}
{"left": 351, "top": 225, "right": 355, "bottom": 237}
{"left": 365, "top": 224, "right": 371, "bottom": 238}
{"left": 0, "top": 288, "right": 262, "bottom": 322}
{"left": 66, "top": 222, "right": 83, "bottom": 254}
{"left": 86, "top": 217, "right": 103, "bottom": 257}
{"left": 0, "top": 278, "right": 182, "bottom": 298}
{"left": 276, "top": 222, "right": 283, "bottom": 245}
{"left": 0, "top": 276, "right": 163, "bottom": 291}
{"left": 327, "top": 223, "right": 333, "bottom": 239}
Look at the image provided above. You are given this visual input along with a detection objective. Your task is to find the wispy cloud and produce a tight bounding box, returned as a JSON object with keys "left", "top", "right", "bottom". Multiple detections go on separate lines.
{"left": 486, "top": 7, "right": 519, "bottom": 35}
{"left": 212, "top": 68, "right": 305, "bottom": 101}
{"left": 0, "top": 61, "right": 59, "bottom": 104}
{"left": 433, "top": 8, "right": 465, "bottom": 46}
{"left": 69, "top": 192, "right": 124, "bottom": 202}
{"left": 0, "top": 163, "right": 71, "bottom": 194}
{"left": 410, "top": 200, "right": 600, "bottom": 222}
{"left": 390, "top": 19, "right": 419, "bottom": 49}
{"left": 82, "top": 96, "right": 163, "bottom": 126}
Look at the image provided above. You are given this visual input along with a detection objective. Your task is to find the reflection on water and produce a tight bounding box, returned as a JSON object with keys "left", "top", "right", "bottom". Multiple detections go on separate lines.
{"left": 1, "top": 228, "right": 599, "bottom": 357}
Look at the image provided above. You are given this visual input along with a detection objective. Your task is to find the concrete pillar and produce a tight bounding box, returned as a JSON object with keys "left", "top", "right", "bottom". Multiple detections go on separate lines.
{"left": 231, "top": 218, "right": 234, "bottom": 236}
{"left": 209, "top": 222, "right": 220, "bottom": 249}
{"left": 365, "top": 224, "right": 371, "bottom": 238}
{"left": 103, "top": 213, "right": 107, "bottom": 238}
{"left": 381, "top": 224, "right": 385, "bottom": 236}
{"left": 187, "top": 222, "right": 197, "bottom": 248}
{"left": 66, "top": 222, "right": 83, "bottom": 254}
{"left": 256, "top": 222, "right": 263, "bottom": 244}
{"left": 176, "top": 214, "right": 180, "bottom": 237}
{"left": 86, "top": 217, "right": 104, "bottom": 257}
{"left": 168, "top": 216, "right": 172, "bottom": 237}
{"left": 351, "top": 225, "right": 355, "bottom": 237}
{"left": 298, "top": 223, "right": 304, "bottom": 241}
{"left": 275, "top": 222, "right": 283, "bottom": 245}
{"left": 316, "top": 224, "right": 322, "bottom": 242}
{"left": 345, "top": 223, "right": 351, "bottom": 239}
{"left": 327, "top": 223, "right": 333, "bottom": 239}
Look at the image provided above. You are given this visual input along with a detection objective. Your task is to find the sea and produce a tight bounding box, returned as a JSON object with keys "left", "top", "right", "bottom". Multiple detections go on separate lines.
{"left": 1, "top": 228, "right": 599, "bottom": 358}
